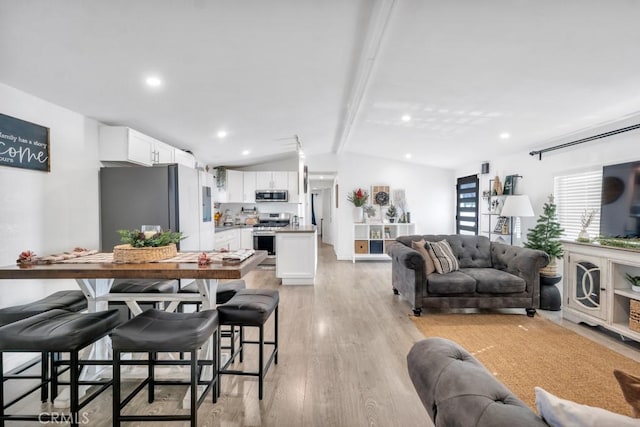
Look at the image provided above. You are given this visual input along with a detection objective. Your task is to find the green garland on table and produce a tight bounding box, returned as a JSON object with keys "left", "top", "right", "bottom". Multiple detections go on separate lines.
{"left": 118, "top": 229, "right": 184, "bottom": 248}
{"left": 596, "top": 237, "right": 640, "bottom": 250}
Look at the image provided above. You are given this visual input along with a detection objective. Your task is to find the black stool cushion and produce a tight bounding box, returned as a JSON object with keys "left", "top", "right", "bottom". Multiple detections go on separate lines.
{"left": 111, "top": 309, "right": 219, "bottom": 352}
{"left": 179, "top": 279, "right": 246, "bottom": 304}
{"left": 0, "top": 290, "right": 87, "bottom": 327}
{"left": 0, "top": 309, "right": 120, "bottom": 352}
{"left": 218, "top": 289, "right": 279, "bottom": 327}
{"left": 110, "top": 279, "right": 179, "bottom": 293}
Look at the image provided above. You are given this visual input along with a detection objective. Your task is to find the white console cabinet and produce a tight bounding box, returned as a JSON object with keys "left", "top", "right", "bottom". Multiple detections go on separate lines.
{"left": 563, "top": 241, "right": 640, "bottom": 341}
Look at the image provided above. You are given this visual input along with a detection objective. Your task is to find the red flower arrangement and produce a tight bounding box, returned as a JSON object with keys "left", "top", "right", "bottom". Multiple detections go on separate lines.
{"left": 347, "top": 188, "right": 369, "bottom": 207}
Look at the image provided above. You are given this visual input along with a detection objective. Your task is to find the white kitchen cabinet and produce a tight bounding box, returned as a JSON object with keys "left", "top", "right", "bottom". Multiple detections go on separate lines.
{"left": 99, "top": 126, "right": 175, "bottom": 166}
{"left": 276, "top": 229, "right": 317, "bottom": 285}
{"left": 256, "top": 171, "right": 288, "bottom": 190}
{"left": 240, "top": 227, "right": 254, "bottom": 249}
{"left": 214, "top": 228, "right": 241, "bottom": 251}
{"left": 243, "top": 171, "right": 256, "bottom": 203}
{"left": 174, "top": 149, "right": 196, "bottom": 168}
{"left": 226, "top": 170, "right": 244, "bottom": 203}
{"left": 288, "top": 171, "right": 299, "bottom": 203}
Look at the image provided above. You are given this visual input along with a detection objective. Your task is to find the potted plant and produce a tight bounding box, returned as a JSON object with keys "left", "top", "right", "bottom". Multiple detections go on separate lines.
{"left": 524, "top": 195, "right": 564, "bottom": 276}
{"left": 347, "top": 188, "right": 369, "bottom": 222}
{"left": 386, "top": 204, "right": 398, "bottom": 223}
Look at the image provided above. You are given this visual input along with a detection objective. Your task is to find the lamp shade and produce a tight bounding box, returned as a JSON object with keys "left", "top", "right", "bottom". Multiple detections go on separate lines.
{"left": 501, "top": 195, "right": 534, "bottom": 217}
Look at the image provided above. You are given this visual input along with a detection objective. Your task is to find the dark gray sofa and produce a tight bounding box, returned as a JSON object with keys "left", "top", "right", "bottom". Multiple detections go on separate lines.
{"left": 387, "top": 234, "right": 548, "bottom": 316}
{"left": 407, "top": 337, "right": 547, "bottom": 427}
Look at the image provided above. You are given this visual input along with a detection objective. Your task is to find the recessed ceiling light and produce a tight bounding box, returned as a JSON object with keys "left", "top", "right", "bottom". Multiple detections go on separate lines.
{"left": 401, "top": 115, "right": 411, "bottom": 122}
{"left": 319, "top": 176, "right": 324, "bottom": 180}
{"left": 217, "top": 130, "right": 227, "bottom": 139}
{"left": 145, "top": 76, "right": 162, "bottom": 87}
{"left": 405, "top": 153, "right": 412, "bottom": 159}
{"left": 500, "top": 132, "right": 510, "bottom": 139}
{"left": 241, "top": 149, "right": 250, "bottom": 155}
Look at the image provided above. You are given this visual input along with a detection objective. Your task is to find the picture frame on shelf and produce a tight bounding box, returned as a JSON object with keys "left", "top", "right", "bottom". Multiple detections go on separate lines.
{"left": 494, "top": 216, "right": 508, "bottom": 233}
{"left": 503, "top": 174, "right": 519, "bottom": 195}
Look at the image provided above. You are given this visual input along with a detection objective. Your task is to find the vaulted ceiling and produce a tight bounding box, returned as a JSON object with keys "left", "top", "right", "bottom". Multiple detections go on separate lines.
{"left": 1, "top": 0, "right": 639, "bottom": 169}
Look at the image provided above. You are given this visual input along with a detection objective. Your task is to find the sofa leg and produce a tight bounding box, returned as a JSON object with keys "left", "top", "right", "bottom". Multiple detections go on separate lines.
{"left": 526, "top": 308, "right": 536, "bottom": 317}
{"left": 393, "top": 288, "right": 399, "bottom": 295}
{"left": 412, "top": 308, "right": 422, "bottom": 317}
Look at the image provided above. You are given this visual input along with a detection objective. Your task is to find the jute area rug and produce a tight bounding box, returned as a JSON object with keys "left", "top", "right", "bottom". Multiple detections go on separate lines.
{"left": 411, "top": 313, "right": 640, "bottom": 415}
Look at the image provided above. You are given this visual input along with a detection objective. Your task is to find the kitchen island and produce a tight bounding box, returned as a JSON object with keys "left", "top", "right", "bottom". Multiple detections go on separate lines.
{"left": 276, "top": 225, "right": 317, "bottom": 285}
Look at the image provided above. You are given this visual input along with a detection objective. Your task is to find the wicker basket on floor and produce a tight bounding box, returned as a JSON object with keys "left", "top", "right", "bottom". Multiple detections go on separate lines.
{"left": 630, "top": 299, "right": 640, "bottom": 333}
{"left": 113, "top": 243, "right": 177, "bottom": 263}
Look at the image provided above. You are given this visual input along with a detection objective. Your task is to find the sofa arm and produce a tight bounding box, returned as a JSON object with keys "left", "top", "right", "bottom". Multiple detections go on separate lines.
{"left": 491, "top": 243, "right": 549, "bottom": 296}
{"left": 387, "top": 242, "right": 426, "bottom": 312}
{"left": 407, "top": 338, "right": 547, "bottom": 427}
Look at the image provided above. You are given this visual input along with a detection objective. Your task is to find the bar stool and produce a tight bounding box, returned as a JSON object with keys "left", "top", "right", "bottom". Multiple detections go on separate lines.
{"left": 111, "top": 309, "right": 220, "bottom": 426}
{"left": 178, "top": 279, "right": 246, "bottom": 305}
{"left": 0, "top": 290, "right": 87, "bottom": 326}
{"left": 109, "top": 279, "right": 179, "bottom": 320}
{"left": 0, "top": 309, "right": 120, "bottom": 427}
{"left": 217, "top": 289, "right": 279, "bottom": 400}
{"left": 0, "top": 290, "right": 88, "bottom": 401}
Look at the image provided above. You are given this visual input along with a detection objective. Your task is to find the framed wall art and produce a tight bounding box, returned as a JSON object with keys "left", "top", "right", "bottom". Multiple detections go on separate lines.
{"left": 0, "top": 113, "right": 50, "bottom": 172}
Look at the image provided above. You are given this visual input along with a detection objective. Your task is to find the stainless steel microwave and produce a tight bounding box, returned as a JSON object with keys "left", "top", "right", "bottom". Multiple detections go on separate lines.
{"left": 255, "top": 190, "right": 288, "bottom": 202}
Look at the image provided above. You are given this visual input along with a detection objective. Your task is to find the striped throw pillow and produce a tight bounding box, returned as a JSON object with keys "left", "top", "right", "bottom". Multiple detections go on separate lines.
{"left": 426, "top": 240, "right": 459, "bottom": 274}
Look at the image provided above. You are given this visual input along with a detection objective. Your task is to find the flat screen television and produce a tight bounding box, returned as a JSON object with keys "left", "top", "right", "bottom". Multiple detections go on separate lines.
{"left": 600, "top": 160, "right": 640, "bottom": 238}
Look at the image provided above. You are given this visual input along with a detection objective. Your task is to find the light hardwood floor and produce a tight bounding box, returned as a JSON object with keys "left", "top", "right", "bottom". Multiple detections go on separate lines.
{"left": 9, "top": 242, "right": 640, "bottom": 426}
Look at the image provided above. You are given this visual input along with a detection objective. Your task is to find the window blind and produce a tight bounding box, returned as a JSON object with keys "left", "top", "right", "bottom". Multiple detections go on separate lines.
{"left": 553, "top": 169, "right": 602, "bottom": 240}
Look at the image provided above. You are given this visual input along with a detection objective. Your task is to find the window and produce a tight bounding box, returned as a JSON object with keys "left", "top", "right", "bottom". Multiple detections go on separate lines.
{"left": 456, "top": 174, "right": 479, "bottom": 235}
{"left": 554, "top": 169, "right": 602, "bottom": 240}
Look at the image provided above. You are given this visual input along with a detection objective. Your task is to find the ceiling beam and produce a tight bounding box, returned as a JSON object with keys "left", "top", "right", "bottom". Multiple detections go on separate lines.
{"left": 332, "top": 0, "right": 397, "bottom": 154}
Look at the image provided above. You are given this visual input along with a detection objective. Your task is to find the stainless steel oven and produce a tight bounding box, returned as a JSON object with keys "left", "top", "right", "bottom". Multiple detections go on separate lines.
{"left": 252, "top": 213, "right": 290, "bottom": 265}
{"left": 253, "top": 230, "right": 276, "bottom": 256}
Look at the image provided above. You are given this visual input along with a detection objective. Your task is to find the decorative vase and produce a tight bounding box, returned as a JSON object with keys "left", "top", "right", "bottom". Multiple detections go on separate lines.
{"left": 389, "top": 218, "right": 395, "bottom": 223}
{"left": 577, "top": 228, "right": 590, "bottom": 242}
{"left": 353, "top": 206, "right": 364, "bottom": 223}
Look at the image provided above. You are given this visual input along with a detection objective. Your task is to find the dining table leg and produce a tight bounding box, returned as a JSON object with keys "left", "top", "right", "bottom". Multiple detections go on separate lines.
{"left": 53, "top": 278, "right": 114, "bottom": 409}
{"left": 183, "top": 278, "right": 218, "bottom": 408}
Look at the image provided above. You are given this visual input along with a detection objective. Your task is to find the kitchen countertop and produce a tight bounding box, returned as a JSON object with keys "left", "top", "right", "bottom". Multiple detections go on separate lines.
{"left": 215, "top": 225, "right": 254, "bottom": 232}
{"left": 276, "top": 225, "right": 317, "bottom": 233}
{"left": 215, "top": 224, "right": 316, "bottom": 233}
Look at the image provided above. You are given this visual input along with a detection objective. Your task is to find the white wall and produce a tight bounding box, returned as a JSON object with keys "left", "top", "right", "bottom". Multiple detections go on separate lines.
{"left": 0, "top": 82, "right": 101, "bottom": 307}
{"left": 454, "top": 117, "right": 640, "bottom": 244}
{"left": 308, "top": 152, "right": 455, "bottom": 260}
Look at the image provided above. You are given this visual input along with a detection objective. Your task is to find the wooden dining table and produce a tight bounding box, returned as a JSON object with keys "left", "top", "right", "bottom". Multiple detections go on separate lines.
{"left": 0, "top": 250, "right": 268, "bottom": 408}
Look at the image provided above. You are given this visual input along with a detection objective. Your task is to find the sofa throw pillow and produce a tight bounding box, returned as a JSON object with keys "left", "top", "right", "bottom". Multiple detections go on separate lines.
{"left": 614, "top": 369, "right": 640, "bottom": 418}
{"left": 425, "top": 240, "right": 459, "bottom": 274}
{"left": 535, "top": 387, "right": 640, "bottom": 427}
{"left": 411, "top": 239, "right": 436, "bottom": 275}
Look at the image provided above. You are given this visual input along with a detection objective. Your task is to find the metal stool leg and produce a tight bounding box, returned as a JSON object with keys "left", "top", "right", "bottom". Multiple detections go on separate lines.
{"left": 69, "top": 351, "right": 79, "bottom": 427}
{"left": 275, "top": 306, "right": 279, "bottom": 364}
{"left": 113, "top": 351, "right": 121, "bottom": 427}
{"left": 148, "top": 352, "right": 155, "bottom": 403}
{"left": 190, "top": 350, "right": 197, "bottom": 427}
{"left": 259, "top": 325, "right": 264, "bottom": 400}
{"left": 1, "top": 352, "right": 4, "bottom": 427}
{"left": 40, "top": 351, "right": 48, "bottom": 402}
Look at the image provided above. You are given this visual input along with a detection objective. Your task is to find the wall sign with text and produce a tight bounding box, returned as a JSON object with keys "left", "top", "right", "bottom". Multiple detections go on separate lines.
{"left": 0, "top": 113, "right": 50, "bottom": 172}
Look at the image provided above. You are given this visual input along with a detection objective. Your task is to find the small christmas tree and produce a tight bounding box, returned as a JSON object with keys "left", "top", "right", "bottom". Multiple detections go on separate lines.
{"left": 524, "top": 195, "right": 564, "bottom": 274}
{"left": 386, "top": 204, "right": 397, "bottom": 222}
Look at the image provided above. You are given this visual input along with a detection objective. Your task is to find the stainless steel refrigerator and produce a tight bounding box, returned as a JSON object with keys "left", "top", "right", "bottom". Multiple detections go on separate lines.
{"left": 99, "top": 164, "right": 213, "bottom": 252}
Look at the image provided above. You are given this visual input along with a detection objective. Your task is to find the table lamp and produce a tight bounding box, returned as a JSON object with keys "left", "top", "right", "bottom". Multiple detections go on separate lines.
{"left": 500, "top": 195, "right": 534, "bottom": 244}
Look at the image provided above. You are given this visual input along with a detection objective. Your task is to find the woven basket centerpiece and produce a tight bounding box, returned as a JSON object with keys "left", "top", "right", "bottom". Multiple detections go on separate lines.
{"left": 113, "top": 243, "right": 177, "bottom": 263}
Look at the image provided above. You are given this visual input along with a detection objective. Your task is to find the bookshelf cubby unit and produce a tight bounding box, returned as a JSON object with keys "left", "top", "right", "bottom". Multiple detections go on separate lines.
{"left": 353, "top": 223, "right": 415, "bottom": 262}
